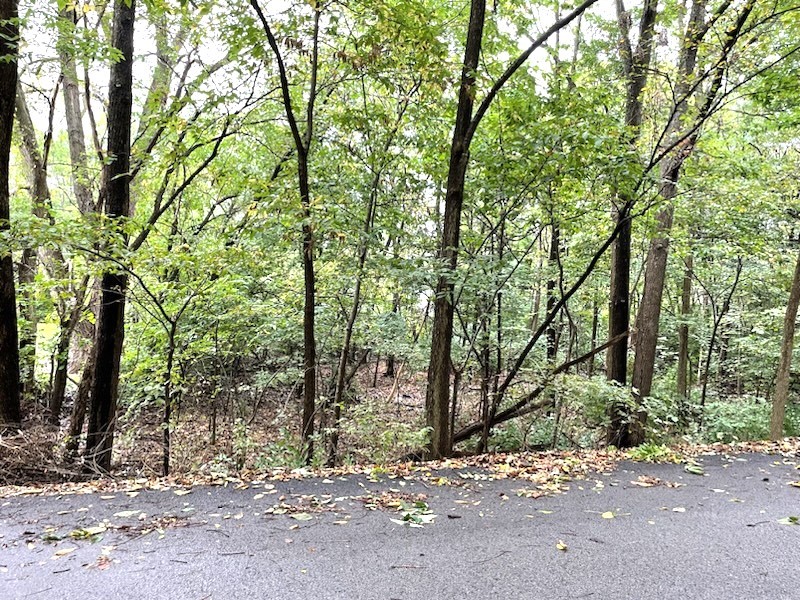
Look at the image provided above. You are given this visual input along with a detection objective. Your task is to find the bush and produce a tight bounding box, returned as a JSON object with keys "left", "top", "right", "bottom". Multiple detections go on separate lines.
{"left": 340, "top": 401, "right": 430, "bottom": 464}
{"left": 702, "top": 398, "right": 800, "bottom": 442}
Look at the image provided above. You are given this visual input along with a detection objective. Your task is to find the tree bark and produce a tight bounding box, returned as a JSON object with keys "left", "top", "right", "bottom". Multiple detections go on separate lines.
{"left": 426, "top": 0, "right": 596, "bottom": 456}
{"left": 606, "top": 205, "right": 632, "bottom": 447}
{"left": 770, "top": 249, "right": 800, "bottom": 440}
{"left": 0, "top": 0, "right": 22, "bottom": 429}
{"left": 13, "top": 83, "right": 50, "bottom": 401}
{"left": 677, "top": 255, "right": 693, "bottom": 399}
{"left": 425, "top": 0, "right": 486, "bottom": 459}
{"left": 14, "top": 84, "right": 82, "bottom": 425}
{"left": 605, "top": 0, "right": 658, "bottom": 447}
{"left": 85, "top": 0, "right": 136, "bottom": 471}
{"left": 58, "top": 7, "right": 94, "bottom": 214}
{"left": 65, "top": 355, "right": 93, "bottom": 459}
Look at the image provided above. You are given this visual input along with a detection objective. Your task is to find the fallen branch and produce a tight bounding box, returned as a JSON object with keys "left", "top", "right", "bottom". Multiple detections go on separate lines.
{"left": 453, "top": 332, "right": 628, "bottom": 444}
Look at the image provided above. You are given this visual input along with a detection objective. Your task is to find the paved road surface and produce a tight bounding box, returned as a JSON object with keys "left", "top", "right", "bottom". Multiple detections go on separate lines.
{"left": 2, "top": 452, "right": 799, "bottom": 599}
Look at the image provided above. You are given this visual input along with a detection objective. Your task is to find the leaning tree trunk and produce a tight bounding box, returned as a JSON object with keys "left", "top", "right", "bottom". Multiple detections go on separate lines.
{"left": 0, "top": 0, "right": 22, "bottom": 430}
{"left": 630, "top": 183, "right": 676, "bottom": 394}
{"left": 770, "top": 249, "right": 800, "bottom": 440}
{"left": 85, "top": 0, "right": 136, "bottom": 471}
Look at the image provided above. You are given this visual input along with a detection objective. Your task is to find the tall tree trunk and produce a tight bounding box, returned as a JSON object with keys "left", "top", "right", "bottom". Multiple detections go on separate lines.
{"left": 770, "top": 249, "right": 800, "bottom": 440}
{"left": 0, "top": 0, "right": 22, "bottom": 429}
{"left": 606, "top": 206, "right": 633, "bottom": 447}
{"left": 629, "top": 0, "right": 705, "bottom": 427}
{"left": 12, "top": 81, "right": 49, "bottom": 399}
{"left": 58, "top": 7, "right": 94, "bottom": 214}
{"left": 631, "top": 0, "right": 755, "bottom": 419}
{"left": 425, "top": 0, "right": 486, "bottom": 459}
{"left": 14, "top": 83, "right": 81, "bottom": 425}
{"left": 85, "top": 0, "right": 136, "bottom": 471}
{"left": 299, "top": 153, "right": 316, "bottom": 463}
{"left": 605, "top": 0, "right": 658, "bottom": 447}
{"left": 250, "top": 2, "right": 320, "bottom": 464}
{"left": 677, "top": 255, "right": 693, "bottom": 399}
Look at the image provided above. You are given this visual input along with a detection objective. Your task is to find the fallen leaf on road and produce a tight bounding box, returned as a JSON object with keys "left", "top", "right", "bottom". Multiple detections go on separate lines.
{"left": 778, "top": 516, "right": 799, "bottom": 526}
{"left": 113, "top": 510, "right": 140, "bottom": 518}
{"left": 601, "top": 511, "right": 615, "bottom": 519}
{"left": 173, "top": 489, "right": 192, "bottom": 496}
{"left": 631, "top": 476, "right": 661, "bottom": 487}
{"left": 788, "top": 482, "right": 800, "bottom": 488}
{"left": 556, "top": 540, "right": 568, "bottom": 551}
{"left": 70, "top": 525, "right": 107, "bottom": 540}
{"left": 672, "top": 507, "right": 686, "bottom": 513}
{"left": 684, "top": 465, "right": 705, "bottom": 476}
{"left": 53, "top": 547, "right": 76, "bottom": 558}
{"left": 291, "top": 513, "right": 313, "bottom": 521}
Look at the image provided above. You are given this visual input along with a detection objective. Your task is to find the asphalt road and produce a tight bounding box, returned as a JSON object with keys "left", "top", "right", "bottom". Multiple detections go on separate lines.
{"left": 2, "top": 452, "right": 799, "bottom": 600}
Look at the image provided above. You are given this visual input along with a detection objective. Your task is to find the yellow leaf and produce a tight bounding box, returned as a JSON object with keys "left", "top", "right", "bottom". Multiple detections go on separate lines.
{"left": 601, "top": 511, "right": 615, "bottom": 519}
{"left": 556, "top": 540, "right": 568, "bottom": 551}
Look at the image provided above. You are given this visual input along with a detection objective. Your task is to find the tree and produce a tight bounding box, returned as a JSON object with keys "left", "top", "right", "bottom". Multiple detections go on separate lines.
{"left": 629, "top": 0, "right": 758, "bottom": 440}
{"left": 606, "top": 0, "right": 658, "bottom": 447}
{"left": 426, "top": 0, "right": 599, "bottom": 459}
{"left": 770, "top": 248, "right": 800, "bottom": 439}
{"left": 0, "top": 0, "right": 21, "bottom": 430}
{"left": 250, "top": 0, "right": 320, "bottom": 463}
{"left": 85, "top": 0, "right": 136, "bottom": 471}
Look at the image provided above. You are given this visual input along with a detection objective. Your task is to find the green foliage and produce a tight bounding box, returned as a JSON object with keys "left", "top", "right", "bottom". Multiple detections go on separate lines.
{"left": 702, "top": 399, "right": 800, "bottom": 443}
{"left": 626, "top": 443, "right": 681, "bottom": 463}
{"left": 10, "top": 0, "right": 800, "bottom": 474}
{"left": 340, "top": 402, "right": 430, "bottom": 465}
{"left": 251, "top": 427, "right": 308, "bottom": 470}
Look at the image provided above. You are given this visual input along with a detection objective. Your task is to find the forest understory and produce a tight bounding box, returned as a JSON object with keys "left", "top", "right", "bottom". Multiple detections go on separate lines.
{"left": 2, "top": 354, "right": 798, "bottom": 488}
{"left": 3, "top": 0, "right": 800, "bottom": 489}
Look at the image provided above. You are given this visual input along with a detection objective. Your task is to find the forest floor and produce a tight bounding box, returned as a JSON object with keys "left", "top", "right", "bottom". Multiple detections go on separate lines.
{"left": 2, "top": 445, "right": 799, "bottom": 599}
